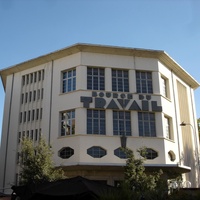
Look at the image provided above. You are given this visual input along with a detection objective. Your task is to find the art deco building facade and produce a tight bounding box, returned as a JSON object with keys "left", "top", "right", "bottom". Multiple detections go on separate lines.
{"left": 0, "top": 44, "right": 199, "bottom": 193}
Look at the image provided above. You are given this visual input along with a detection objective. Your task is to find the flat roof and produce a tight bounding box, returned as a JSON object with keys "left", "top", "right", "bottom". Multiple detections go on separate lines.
{"left": 0, "top": 43, "right": 199, "bottom": 89}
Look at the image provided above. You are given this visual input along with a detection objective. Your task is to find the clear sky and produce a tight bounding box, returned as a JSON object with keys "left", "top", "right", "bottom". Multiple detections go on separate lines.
{"left": 0, "top": 0, "right": 200, "bottom": 142}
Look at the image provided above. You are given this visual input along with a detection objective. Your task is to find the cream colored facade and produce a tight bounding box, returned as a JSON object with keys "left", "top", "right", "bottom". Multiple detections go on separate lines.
{"left": 0, "top": 43, "right": 199, "bottom": 193}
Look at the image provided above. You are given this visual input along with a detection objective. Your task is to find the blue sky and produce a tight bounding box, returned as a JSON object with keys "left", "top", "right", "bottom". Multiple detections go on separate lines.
{"left": 0, "top": 0, "right": 200, "bottom": 142}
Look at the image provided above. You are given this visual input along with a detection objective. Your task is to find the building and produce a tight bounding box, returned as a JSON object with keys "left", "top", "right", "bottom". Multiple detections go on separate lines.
{"left": 0, "top": 43, "right": 199, "bottom": 193}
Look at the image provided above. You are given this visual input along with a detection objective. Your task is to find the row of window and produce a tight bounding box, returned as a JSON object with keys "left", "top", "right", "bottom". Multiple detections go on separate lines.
{"left": 18, "top": 129, "right": 42, "bottom": 143}
{"left": 19, "top": 108, "right": 43, "bottom": 123}
{"left": 22, "top": 70, "right": 45, "bottom": 86}
{"left": 62, "top": 67, "right": 168, "bottom": 97}
{"left": 21, "top": 88, "right": 44, "bottom": 104}
{"left": 61, "top": 109, "right": 172, "bottom": 139}
{"left": 58, "top": 146, "right": 158, "bottom": 160}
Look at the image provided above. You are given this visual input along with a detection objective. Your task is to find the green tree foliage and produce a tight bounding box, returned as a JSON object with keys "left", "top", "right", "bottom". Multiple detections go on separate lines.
{"left": 123, "top": 148, "right": 168, "bottom": 200}
{"left": 19, "top": 137, "right": 65, "bottom": 185}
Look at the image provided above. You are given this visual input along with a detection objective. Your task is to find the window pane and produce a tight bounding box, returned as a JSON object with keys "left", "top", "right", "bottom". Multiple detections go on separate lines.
{"left": 62, "top": 69, "right": 76, "bottom": 93}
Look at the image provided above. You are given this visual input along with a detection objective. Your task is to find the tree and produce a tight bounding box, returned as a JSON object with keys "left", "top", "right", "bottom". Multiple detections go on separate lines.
{"left": 123, "top": 148, "right": 166, "bottom": 200}
{"left": 19, "top": 137, "right": 65, "bottom": 185}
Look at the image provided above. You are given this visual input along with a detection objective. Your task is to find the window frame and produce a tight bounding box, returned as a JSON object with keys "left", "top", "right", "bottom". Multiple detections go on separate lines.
{"left": 87, "top": 146, "right": 107, "bottom": 158}
{"left": 87, "top": 109, "right": 106, "bottom": 135}
{"left": 112, "top": 69, "right": 129, "bottom": 92}
{"left": 61, "top": 110, "right": 75, "bottom": 136}
{"left": 113, "top": 110, "right": 131, "bottom": 136}
{"left": 136, "top": 71, "right": 153, "bottom": 94}
{"left": 87, "top": 67, "right": 105, "bottom": 90}
{"left": 62, "top": 69, "right": 76, "bottom": 93}
{"left": 138, "top": 112, "right": 156, "bottom": 137}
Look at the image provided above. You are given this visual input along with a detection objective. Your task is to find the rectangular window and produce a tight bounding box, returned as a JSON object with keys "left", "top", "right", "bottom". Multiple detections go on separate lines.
{"left": 25, "top": 92, "right": 28, "bottom": 103}
{"left": 28, "top": 110, "right": 31, "bottom": 121}
{"left": 112, "top": 69, "right": 129, "bottom": 92}
{"left": 62, "top": 69, "right": 76, "bottom": 93}
{"left": 32, "top": 110, "right": 35, "bottom": 121}
{"left": 136, "top": 71, "right": 153, "bottom": 94}
{"left": 23, "top": 111, "right": 26, "bottom": 123}
{"left": 113, "top": 111, "right": 131, "bottom": 136}
{"left": 35, "top": 129, "right": 38, "bottom": 141}
{"left": 87, "top": 67, "right": 105, "bottom": 90}
{"left": 26, "top": 74, "right": 29, "bottom": 85}
{"left": 31, "top": 130, "right": 34, "bottom": 140}
{"left": 34, "top": 72, "right": 37, "bottom": 82}
{"left": 61, "top": 110, "right": 75, "bottom": 136}
{"left": 29, "top": 91, "right": 32, "bottom": 102}
{"left": 18, "top": 132, "right": 21, "bottom": 143}
{"left": 30, "top": 73, "right": 33, "bottom": 83}
{"left": 87, "top": 109, "right": 105, "bottom": 135}
{"left": 164, "top": 116, "right": 172, "bottom": 139}
{"left": 41, "top": 88, "right": 44, "bottom": 99}
{"left": 138, "top": 112, "right": 156, "bottom": 137}
{"left": 33, "top": 90, "right": 36, "bottom": 101}
{"left": 38, "top": 71, "right": 41, "bottom": 81}
{"left": 22, "top": 76, "right": 25, "bottom": 86}
{"left": 42, "top": 69, "right": 45, "bottom": 80}
{"left": 37, "top": 89, "right": 40, "bottom": 100}
{"left": 36, "top": 109, "right": 39, "bottom": 120}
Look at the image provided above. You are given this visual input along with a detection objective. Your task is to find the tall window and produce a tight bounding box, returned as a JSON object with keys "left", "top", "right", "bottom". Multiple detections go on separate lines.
{"left": 164, "top": 116, "right": 172, "bottom": 139}
{"left": 138, "top": 112, "right": 156, "bottom": 137}
{"left": 87, "top": 109, "right": 105, "bottom": 135}
{"left": 61, "top": 110, "right": 75, "bottom": 136}
{"left": 136, "top": 71, "right": 153, "bottom": 93}
{"left": 87, "top": 67, "right": 105, "bottom": 90}
{"left": 62, "top": 69, "right": 76, "bottom": 93}
{"left": 112, "top": 69, "right": 129, "bottom": 92}
{"left": 161, "top": 76, "right": 169, "bottom": 98}
{"left": 113, "top": 111, "right": 131, "bottom": 136}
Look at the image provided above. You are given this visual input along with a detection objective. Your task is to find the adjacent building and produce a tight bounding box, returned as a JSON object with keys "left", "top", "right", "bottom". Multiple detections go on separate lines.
{"left": 0, "top": 43, "right": 199, "bottom": 193}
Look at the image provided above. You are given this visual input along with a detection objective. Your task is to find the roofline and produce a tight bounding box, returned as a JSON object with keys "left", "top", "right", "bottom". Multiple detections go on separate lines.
{"left": 0, "top": 43, "right": 199, "bottom": 89}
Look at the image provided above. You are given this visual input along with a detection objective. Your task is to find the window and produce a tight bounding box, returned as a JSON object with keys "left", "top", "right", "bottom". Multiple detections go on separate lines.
{"left": 136, "top": 71, "right": 153, "bottom": 93}
{"left": 21, "top": 93, "right": 24, "bottom": 104}
{"left": 138, "top": 112, "right": 156, "bottom": 137}
{"left": 37, "top": 89, "right": 40, "bottom": 100}
{"left": 87, "top": 109, "right": 105, "bottom": 135}
{"left": 35, "top": 129, "right": 38, "bottom": 141}
{"left": 25, "top": 92, "right": 28, "bottom": 103}
{"left": 87, "top": 67, "right": 105, "bottom": 90}
{"left": 32, "top": 110, "right": 35, "bottom": 121}
{"left": 22, "top": 76, "right": 25, "bottom": 86}
{"left": 36, "top": 109, "right": 39, "bottom": 120}
{"left": 140, "top": 148, "right": 158, "bottom": 160}
{"left": 23, "top": 111, "right": 26, "bottom": 122}
{"left": 29, "top": 91, "right": 32, "bottom": 102}
{"left": 114, "top": 148, "right": 127, "bottom": 159}
{"left": 59, "top": 147, "right": 74, "bottom": 159}
{"left": 61, "top": 110, "right": 75, "bottom": 136}
{"left": 62, "top": 69, "right": 76, "bottom": 93}
{"left": 112, "top": 69, "right": 129, "bottom": 92}
{"left": 113, "top": 111, "right": 131, "bottom": 136}
{"left": 87, "top": 146, "right": 106, "bottom": 158}
{"left": 161, "top": 76, "right": 169, "bottom": 98}
{"left": 28, "top": 110, "right": 31, "bottom": 121}
{"left": 33, "top": 90, "right": 36, "bottom": 101}
{"left": 30, "top": 73, "right": 33, "bottom": 83}
{"left": 164, "top": 116, "right": 172, "bottom": 139}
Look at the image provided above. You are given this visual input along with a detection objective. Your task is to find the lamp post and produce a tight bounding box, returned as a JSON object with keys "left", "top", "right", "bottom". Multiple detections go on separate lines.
{"left": 180, "top": 121, "right": 199, "bottom": 187}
